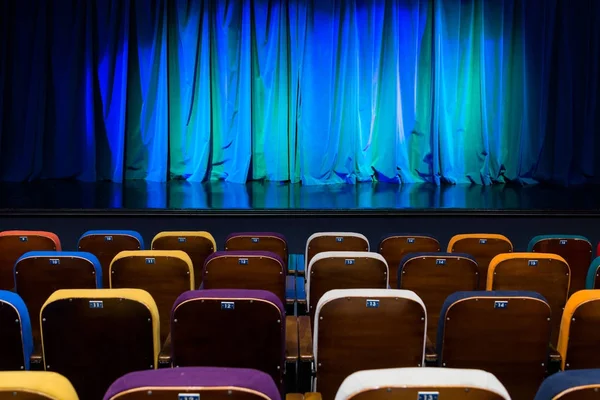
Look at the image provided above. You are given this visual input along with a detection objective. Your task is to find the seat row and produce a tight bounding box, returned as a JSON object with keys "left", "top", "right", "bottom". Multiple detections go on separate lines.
{"left": 2, "top": 287, "right": 600, "bottom": 399}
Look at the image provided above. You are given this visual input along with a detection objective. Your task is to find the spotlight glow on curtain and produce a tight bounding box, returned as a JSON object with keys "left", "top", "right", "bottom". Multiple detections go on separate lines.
{"left": 0, "top": 0, "right": 599, "bottom": 185}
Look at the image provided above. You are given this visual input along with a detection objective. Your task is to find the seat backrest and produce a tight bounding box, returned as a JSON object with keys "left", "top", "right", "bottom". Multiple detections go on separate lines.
{"left": 225, "top": 232, "right": 288, "bottom": 269}
{"left": 15, "top": 251, "right": 102, "bottom": 342}
{"left": 488, "top": 253, "right": 570, "bottom": 346}
{"left": 203, "top": 251, "right": 286, "bottom": 304}
{"left": 534, "top": 369, "right": 600, "bottom": 400}
{"left": 151, "top": 231, "right": 216, "bottom": 285}
{"left": 171, "top": 289, "right": 285, "bottom": 391}
{"left": 528, "top": 235, "right": 592, "bottom": 296}
{"left": 78, "top": 230, "right": 144, "bottom": 289}
{"left": 447, "top": 234, "right": 513, "bottom": 289}
{"left": 557, "top": 290, "right": 600, "bottom": 370}
{"left": 379, "top": 234, "right": 441, "bottom": 288}
{"left": 314, "top": 289, "right": 426, "bottom": 400}
{"left": 399, "top": 253, "right": 478, "bottom": 339}
{"left": 586, "top": 256, "right": 600, "bottom": 289}
{"left": 0, "top": 371, "right": 78, "bottom": 400}
{"left": 103, "top": 367, "right": 281, "bottom": 400}
{"left": 335, "top": 367, "right": 511, "bottom": 400}
{"left": 438, "top": 291, "right": 551, "bottom": 400}
{"left": 305, "top": 232, "right": 369, "bottom": 269}
{"left": 307, "top": 252, "right": 388, "bottom": 323}
{"left": 0, "top": 231, "right": 61, "bottom": 290}
{"left": 0, "top": 291, "right": 32, "bottom": 371}
{"left": 110, "top": 250, "right": 194, "bottom": 343}
{"left": 40, "top": 289, "right": 159, "bottom": 400}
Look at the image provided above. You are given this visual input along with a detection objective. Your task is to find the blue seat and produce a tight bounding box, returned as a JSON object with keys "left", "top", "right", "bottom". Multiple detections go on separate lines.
{"left": 78, "top": 230, "right": 144, "bottom": 249}
{"left": 0, "top": 291, "right": 33, "bottom": 370}
{"left": 438, "top": 290, "right": 552, "bottom": 400}
{"left": 534, "top": 369, "right": 600, "bottom": 399}
{"left": 586, "top": 256, "right": 600, "bottom": 289}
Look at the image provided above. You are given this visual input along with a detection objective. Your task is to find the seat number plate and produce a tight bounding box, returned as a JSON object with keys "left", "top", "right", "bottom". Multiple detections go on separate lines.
{"left": 418, "top": 392, "right": 439, "bottom": 400}
{"left": 89, "top": 300, "right": 103, "bottom": 309}
{"left": 179, "top": 395, "right": 200, "bottom": 400}
{"left": 436, "top": 259, "right": 446, "bottom": 265}
{"left": 528, "top": 260, "right": 538, "bottom": 266}
{"left": 221, "top": 302, "right": 235, "bottom": 310}
{"left": 494, "top": 301, "right": 508, "bottom": 309}
{"left": 239, "top": 258, "right": 249, "bottom": 265}
{"left": 366, "top": 299, "right": 379, "bottom": 308}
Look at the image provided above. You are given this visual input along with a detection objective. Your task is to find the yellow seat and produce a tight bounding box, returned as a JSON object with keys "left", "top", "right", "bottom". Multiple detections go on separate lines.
{"left": 0, "top": 371, "right": 78, "bottom": 400}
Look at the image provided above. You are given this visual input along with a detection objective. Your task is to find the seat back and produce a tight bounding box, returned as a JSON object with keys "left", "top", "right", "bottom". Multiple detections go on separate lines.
{"left": 307, "top": 252, "right": 388, "bottom": 323}
{"left": 487, "top": 253, "right": 570, "bottom": 346}
{"left": 15, "top": 251, "right": 102, "bottom": 342}
{"left": 203, "top": 251, "right": 286, "bottom": 304}
{"left": 0, "top": 291, "right": 32, "bottom": 371}
{"left": 78, "top": 230, "right": 144, "bottom": 289}
{"left": 103, "top": 367, "right": 281, "bottom": 400}
{"left": 335, "top": 367, "right": 511, "bottom": 400}
{"left": 379, "top": 235, "right": 441, "bottom": 288}
{"left": 151, "top": 231, "right": 216, "bottom": 286}
{"left": 447, "top": 234, "right": 512, "bottom": 289}
{"left": 586, "top": 256, "right": 600, "bottom": 289}
{"left": 534, "top": 369, "right": 600, "bottom": 400}
{"left": 438, "top": 291, "right": 551, "bottom": 400}
{"left": 529, "top": 235, "right": 592, "bottom": 296}
{"left": 314, "top": 289, "right": 426, "bottom": 400}
{"left": 110, "top": 250, "right": 193, "bottom": 343}
{"left": 557, "top": 290, "right": 600, "bottom": 370}
{"left": 40, "top": 289, "right": 159, "bottom": 400}
{"left": 399, "top": 253, "right": 478, "bottom": 339}
{"left": 171, "top": 289, "right": 285, "bottom": 390}
{"left": 305, "top": 232, "right": 369, "bottom": 270}
{"left": 0, "top": 231, "right": 61, "bottom": 290}
{"left": 0, "top": 371, "right": 78, "bottom": 400}
{"left": 225, "top": 232, "right": 288, "bottom": 270}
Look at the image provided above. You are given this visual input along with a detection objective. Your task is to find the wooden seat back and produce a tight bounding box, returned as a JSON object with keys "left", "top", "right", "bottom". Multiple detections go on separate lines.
{"left": 225, "top": 232, "right": 288, "bottom": 271}
{"left": 379, "top": 235, "right": 440, "bottom": 288}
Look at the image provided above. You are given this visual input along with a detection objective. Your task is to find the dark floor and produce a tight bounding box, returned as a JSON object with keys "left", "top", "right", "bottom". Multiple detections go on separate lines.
{"left": 0, "top": 180, "right": 599, "bottom": 214}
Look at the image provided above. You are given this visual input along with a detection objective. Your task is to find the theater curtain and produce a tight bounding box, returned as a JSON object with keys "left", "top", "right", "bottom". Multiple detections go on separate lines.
{"left": 0, "top": 0, "right": 599, "bottom": 185}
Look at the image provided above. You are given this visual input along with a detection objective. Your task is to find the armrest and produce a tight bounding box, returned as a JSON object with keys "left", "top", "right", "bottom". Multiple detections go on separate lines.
{"left": 297, "top": 255, "right": 305, "bottom": 276}
{"left": 286, "top": 316, "right": 299, "bottom": 362}
{"left": 298, "top": 316, "right": 313, "bottom": 362}
{"left": 286, "top": 394, "right": 321, "bottom": 400}
{"left": 158, "top": 334, "right": 172, "bottom": 368}
{"left": 296, "top": 276, "right": 307, "bottom": 306}
{"left": 425, "top": 336, "right": 438, "bottom": 366}
{"left": 30, "top": 344, "right": 44, "bottom": 371}
{"left": 288, "top": 254, "right": 297, "bottom": 275}
{"left": 547, "top": 344, "right": 562, "bottom": 376}
{"left": 286, "top": 275, "right": 296, "bottom": 305}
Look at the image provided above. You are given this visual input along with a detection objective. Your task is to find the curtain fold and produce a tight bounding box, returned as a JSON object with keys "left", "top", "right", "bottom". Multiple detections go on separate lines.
{"left": 0, "top": 0, "right": 599, "bottom": 185}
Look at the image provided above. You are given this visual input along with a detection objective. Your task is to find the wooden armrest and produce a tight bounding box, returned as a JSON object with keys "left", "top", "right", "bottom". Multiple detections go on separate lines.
{"left": 286, "top": 393, "right": 321, "bottom": 400}
{"left": 286, "top": 275, "right": 296, "bottom": 305}
{"left": 286, "top": 394, "right": 304, "bottom": 400}
{"left": 547, "top": 344, "right": 562, "bottom": 375}
{"left": 30, "top": 344, "right": 44, "bottom": 371}
{"left": 425, "top": 336, "right": 438, "bottom": 365}
{"left": 158, "top": 334, "right": 172, "bottom": 368}
{"left": 298, "top": 316, "right": 313, "bottom": 361}
{"left": 286, "top": 316, "right": 299, "bottom": 362}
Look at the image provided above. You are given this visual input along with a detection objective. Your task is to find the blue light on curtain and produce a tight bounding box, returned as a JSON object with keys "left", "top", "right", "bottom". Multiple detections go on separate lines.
{"left": 0, "top": 0, "right": 599, "bottom": 186}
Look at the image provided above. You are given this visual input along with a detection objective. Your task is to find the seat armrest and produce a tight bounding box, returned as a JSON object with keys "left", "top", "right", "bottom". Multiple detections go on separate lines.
{"left": 30, "top": 343, "right": 44, "bottom": 371}
{"left": 286, "top": 275, "right": 296, "bottom": 305}
{"left": 286, "top": 316, "right": 299, "bottom": 362}
{"left": 298, "top": 316, "right": 313, "bottom": 362}
{"left": 425, "top": 336, "right": 438, "bottom": 366}
{"left": 288, "top": 254, "right": 297, "bottom": 275}
{"left": 297, "top": 254, "right": 305, "bottom": 276}
{"left": 548, "top": 344, "right": 562, "bottom": 376}
{"left": 286, "top": 394, "right": 321, "bottom": 400}
{"left": 287, "top": 394, "right": 304, "bottom": 400}
{"left": 158, "top": 334, "right": 172, "bottom": 368}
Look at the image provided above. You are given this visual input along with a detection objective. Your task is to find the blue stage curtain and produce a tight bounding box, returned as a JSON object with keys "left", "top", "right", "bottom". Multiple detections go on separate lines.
{"left": 0, "top": 0, "right": 599, "bottom": 185}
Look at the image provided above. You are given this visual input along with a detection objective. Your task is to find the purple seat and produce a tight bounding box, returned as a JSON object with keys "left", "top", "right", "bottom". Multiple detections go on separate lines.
{"left": 171, "top": 289, "right": 286, "bottom": 392}
{"left": 103, "top": 367, "right": 281, "bottom": 400}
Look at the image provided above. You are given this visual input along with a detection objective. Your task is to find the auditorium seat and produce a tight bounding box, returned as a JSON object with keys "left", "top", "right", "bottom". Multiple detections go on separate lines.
{"left": 40, "top": 289, "right": 160, "bottom": 400}
{"left": 398, "top": 252, "right": 478, "bottom": 339}
{"left": 487, "top": 253, "right": 570, "bottom": 346}
{"left": 437, "top": 291, "right": 552, "bottom": 400}
{"left": 310, "top": 289, "right": 426, "bottom": 400}
{"left": 447, "top": 234, "right": 512, "bottom": 289}
{"left": 225, "top": 232, "right": 291, "bottom": 274}
{"left": 0, "top": 291, "right": 32, "bottom": 371}
{"left": 0, "top": 230, "right": 61, "bottom": 290}
{"left": 104, "top": 367, "right": 282, "bottom": 400}
{"left": 557, "top": 290, "right": 600, "bottom": 370}
{"left": 306, "top": 252, "right": 388, "bottom": 323}
{"left": 379, "top": 234, "right": 441, "bottom": 288}
{"left": 335, "top": 367, "right": 511, "bottom": 400}
{"left": 78, "top": 230, "right": 144, "bottom": 288}
{"left": 302, "top": 232, "right": 369, "bottom": 276}
{"left": 169, "top": 289, "right": 294, "bottom": 394}
{"left": 586, "top": 256, "right": 600, "bottom": 289}
{"left": 110, "top": 250, "right": 194, "bottom": 343}
{"left": 151, "top": 231, "right": 216, "bottom": 286}
{"left": 203, "top": 251, "right": 294, "bottom": 310}
{"left": 534, "top": 369, "right": 600, "bottom": 400}
{"left": 0, "top": 371, "right": 78, "bottom": 399}
{"left": 15, "top": 251, "right": 102, "bottom": 342}
{"left": 528, "top": 235, "right": 592, "bottom": 296}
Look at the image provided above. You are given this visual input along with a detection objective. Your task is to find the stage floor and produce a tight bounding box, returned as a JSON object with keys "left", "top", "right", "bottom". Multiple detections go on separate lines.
{"left": 0, "top": 180, "right": 599, "bottom": 215}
